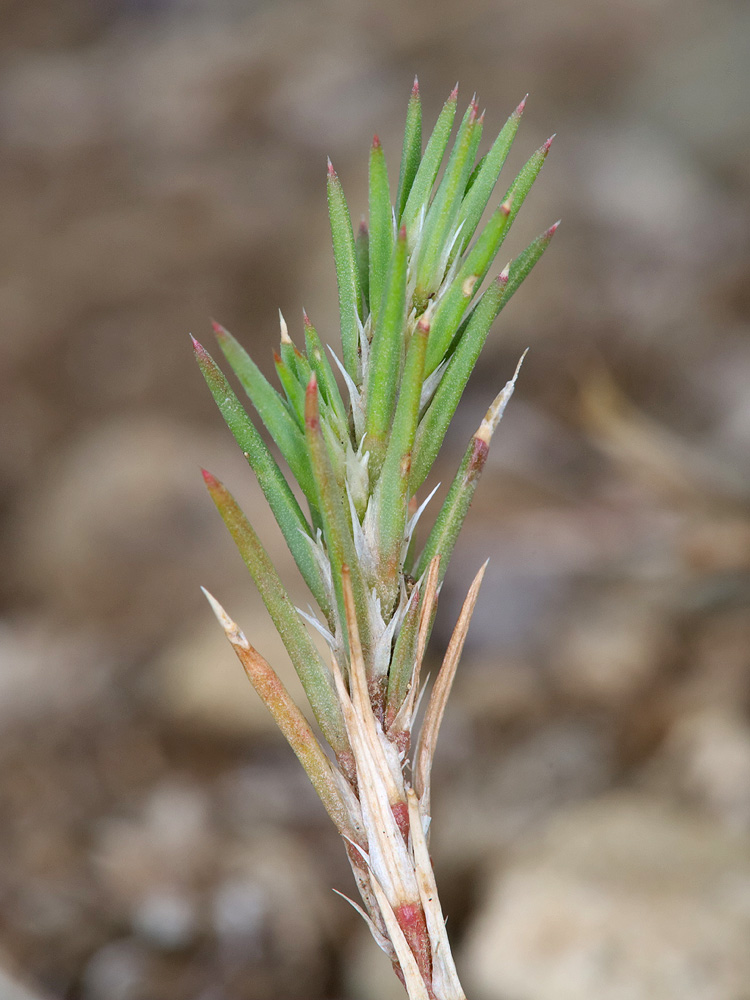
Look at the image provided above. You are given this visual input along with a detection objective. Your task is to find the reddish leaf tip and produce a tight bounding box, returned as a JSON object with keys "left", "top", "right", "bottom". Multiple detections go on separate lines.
{"left": 307, "top": 371, "right": 318, "bottom": 392}
{"left": 545, "top": 219, "right": 561, "bottom": 238}
{"left": 498, "top": 262, "right": 511, "bottom": 284}
{"left": 201, "top": 468, "right": 218, "bottom": 487}
{"left": 358, "top": 218, "right": 369, "bottom": 236}
{"left": 211, "top": 319, "right": 228, "bottom": 339}
{"left": 417, "top": 317, "right": 430, "bottom": 333}
{"left": 411, "top": 75, "right": 419, "bottom": 96}
{"left": 543, "top": 133, "right": 556, "bottom": 154}
{"left": 501, "top": 197, "right": 513, "bottom": 216}
{"left": 302, "top": 307, "right": 311, "bottom": 326}
{"left": 516, "top": 94, "right": 528, "bottom": 115}
{"left": 449, "top": 82, "right": 459, "bottom": 100}
{"left": 273, "top": 350, "right": 282, "bottom": 364}
{"left": 372, "top": 133, "right": 381, "bottom": 149}
{"left": 398, "top": 223, "right": 407, "bottom": 240}
{"left": 327, "top": 157, "right": 336, "bottom": 178}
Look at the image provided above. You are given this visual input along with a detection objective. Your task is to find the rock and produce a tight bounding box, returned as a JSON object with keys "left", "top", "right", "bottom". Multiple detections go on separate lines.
{"left": 0, "top": 617, "right": 112, "bottom": 723}
{"left": 213, "top": 834, "right": 335, "bottom": 989}
{"left": 131, "top": 889, "right": 197, "bottom": 950}
{"left": 81, "top": 940, "right": 148, "bottom": 1000}
{"left": 0, "top": 959, "right": 51, "bottom": 1000}
{"left": 12, "top": 415, "right": 264, "bottom": 642}
{"left": 211, "top": 876, "right": 266, "bottom": 956}
{"left": 433, "top": 721, "right": 614, "bottom": 867}
{"left": 93, "top": 781, "right": 213, "bottom": 912}
{"left": 647, "top": 709, "right": 750, "bottom": 832}
{"left": 462, "top": 793, "right": 750, "bottom": 1000}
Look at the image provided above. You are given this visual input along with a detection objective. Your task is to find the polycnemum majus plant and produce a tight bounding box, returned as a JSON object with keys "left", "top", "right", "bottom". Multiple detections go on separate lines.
{"left": 193, "top": 79, "right": 556, "bottom": 999}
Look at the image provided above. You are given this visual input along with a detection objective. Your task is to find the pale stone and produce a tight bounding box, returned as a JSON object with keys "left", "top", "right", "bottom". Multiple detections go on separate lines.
{"left": 463, "top": 794, "right": 750, "bottom": 1000}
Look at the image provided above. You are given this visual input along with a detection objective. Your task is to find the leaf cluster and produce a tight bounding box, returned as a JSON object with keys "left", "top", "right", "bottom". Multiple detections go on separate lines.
{"left": 195, "top": 80, "right": 557, "bottom": 755}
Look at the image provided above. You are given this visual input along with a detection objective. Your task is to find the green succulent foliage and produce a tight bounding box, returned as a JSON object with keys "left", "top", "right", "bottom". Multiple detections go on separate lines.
{"left": 196, "top": 80, "right": 556, "bottom": 738}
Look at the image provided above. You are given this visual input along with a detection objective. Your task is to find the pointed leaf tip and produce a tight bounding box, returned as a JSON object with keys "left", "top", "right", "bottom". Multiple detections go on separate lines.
{"left": 372, "top": 133, "right": 381, "bottom": 149}
{"left": 327, "top": 158, "right": 336, "bottom": 178}
{"left": 546, "top": 219, "right": 561, "bottom": 238}
{"left": 475, "top": 350, "right": 528, "bottom": 445}
{"left": 200, "top": 587, "right": 251, "bottom": 651}
{"left": 543, "top": 133, "right": 556, "bottom": 153}
{"left": 211, "top": 319, "right": 226, "bottom": 336}
{"left": 411, "top": 75, "right": 419, "bottom": 95}
{"left": 201, "top": 467, "right": 217, "bottom": 487}
{"left": 516, "top": 94, "right": 528, "bottom": 115}
{"left": 450, "top": 82, "right": 459, "bottom": 99}
{"left": 201, "top": 585, "right": 226, "bottom": 624}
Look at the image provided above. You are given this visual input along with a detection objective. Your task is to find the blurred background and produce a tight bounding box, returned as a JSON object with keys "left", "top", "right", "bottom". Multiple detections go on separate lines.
{"left": 1, "top": 0, "right": 749, "bottom": 997}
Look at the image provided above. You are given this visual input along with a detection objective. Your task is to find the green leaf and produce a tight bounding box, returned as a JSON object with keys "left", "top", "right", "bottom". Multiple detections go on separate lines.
{"left": 305, "top": 376, "right": 371, "bottom": 659}
{"left": 274, "top": 349, "right": 306, "bottom": 428}
{"left": 202, "top": 470, "right": 349, "bottom": 759}
{"left": 213, "top": 322, "right": 317, "bottom": 502}
{"left": 421, "top": 133, "right": 552, "bottom": 375}
{"left": 368, "top": 135, "right": 392, "bottom": 329}
{"left": 303, "top": 311, "right": 348, "bottom": 430}
{"left": 414, "top": 98, "right": 480, "bottom": 307}
{"left": 384, "top": 584, "right": 420, "bottom": 729}
{"left": 355, "top": 220, "right": 370, "bottom": 317}
{"left": 502, "top": 220, "right": 560, "bottom": 299}
{"left": 423, "top": 199, "right": 512, "bottom": 376}
{"left": 327, "top": 161, "right": 363, "bottom": 381}
{"left": 412, "top": 277, "right": 506, "bottom": 491}
{"left": 365, "top": 224, "right": 408, "bottom": 474}
{"left": 321, "top": 414, "right": 347, "bottom": 490}
{"left": 503, "top": 133, "right": 554, "bottom": 230}
{"left": 193, "top": 337, "right": 333, "bottom": 621}
{"left": 396, "top": 77, "right": 422, "bottom": 223}
{"left": 413, "top": 363, "right": 524, "bottom": 583}
{"left": 456, "top": 96, "right": 525, "bottom": 254}
{"left": 278, "top": 312, "right": 303, "bottom": 380}
{"left": 400, "top": 84, "right": 459, "bottom": 244}
{"left": 375, "top": 318, "right": 429, "bottom": 607}
{"left": 463, "top": 152, "right": 486, "bottom": 197}
{"left": 413, "top": 220, "right": 557, "bottom": 493}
